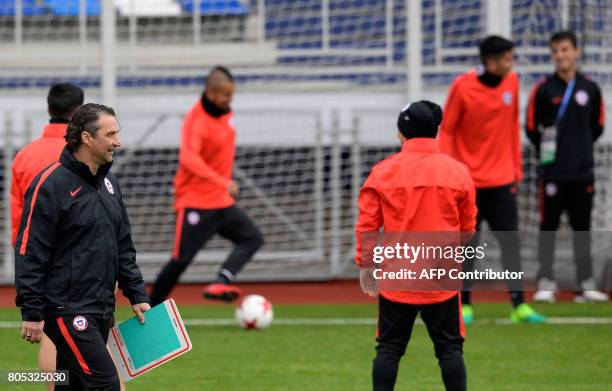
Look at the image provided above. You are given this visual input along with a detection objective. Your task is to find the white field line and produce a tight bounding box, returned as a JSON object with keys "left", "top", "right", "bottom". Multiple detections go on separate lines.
{"left": 1, "top": 317, "right": 612, "bottom": 329}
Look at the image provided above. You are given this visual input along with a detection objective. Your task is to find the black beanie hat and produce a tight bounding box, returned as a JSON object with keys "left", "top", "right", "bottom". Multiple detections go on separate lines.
{"left": 397, "top": 100, "right": 443, "bottom": 139}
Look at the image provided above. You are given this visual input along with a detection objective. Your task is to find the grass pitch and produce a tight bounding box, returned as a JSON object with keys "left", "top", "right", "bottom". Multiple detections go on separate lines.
{"left": 0, "top": 302, "right": 611, "bottom": 390}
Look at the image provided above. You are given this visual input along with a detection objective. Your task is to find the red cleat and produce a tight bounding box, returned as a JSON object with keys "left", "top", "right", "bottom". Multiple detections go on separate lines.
{"left": 202, "top": 283, "right": 242, "bottom": 302}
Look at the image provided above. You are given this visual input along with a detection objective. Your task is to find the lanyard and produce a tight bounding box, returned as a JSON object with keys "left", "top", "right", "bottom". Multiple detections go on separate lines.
{"left": 556, "top": 78, "right": 575, "bottom": 123}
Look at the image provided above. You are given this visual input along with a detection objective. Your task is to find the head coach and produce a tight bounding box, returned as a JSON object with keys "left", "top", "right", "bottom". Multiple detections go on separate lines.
{"left": 15, "top": 103, "right": 150, "bottom": 390}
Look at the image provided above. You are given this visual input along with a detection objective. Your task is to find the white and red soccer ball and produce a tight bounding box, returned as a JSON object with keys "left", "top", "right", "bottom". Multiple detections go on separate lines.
{"left": 235, "top": 294, "right": 274, "bottom": 330}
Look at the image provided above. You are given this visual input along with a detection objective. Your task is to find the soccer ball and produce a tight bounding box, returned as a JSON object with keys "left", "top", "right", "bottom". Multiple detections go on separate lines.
{"left": 235, "top": 294, "right": 274, "bottom": 330}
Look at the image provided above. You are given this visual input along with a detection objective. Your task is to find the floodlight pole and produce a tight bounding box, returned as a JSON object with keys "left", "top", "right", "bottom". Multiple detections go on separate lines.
{"left": 485, "top": 0, "right": 512, "bottom": 38}
{"left": 407, "top": 0, "right": 422, "bottom": 102}
{"left": 101, "top": 0, "right": 117, "bottom": 108}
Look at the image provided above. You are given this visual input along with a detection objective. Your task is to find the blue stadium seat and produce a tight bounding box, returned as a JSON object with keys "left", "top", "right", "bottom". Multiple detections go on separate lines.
{"left": 44, "top": 0, "right": 101, "bottom": 17}
{"left": 0, "top": 0, "right": 47, "bottom": 16}
{"left": 179, "top": 1, "right": 249, "bottom": 16}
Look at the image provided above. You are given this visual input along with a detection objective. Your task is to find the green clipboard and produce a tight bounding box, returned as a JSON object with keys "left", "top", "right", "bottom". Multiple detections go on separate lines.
{"left": 107, "top": 299, "right": 192, "bottom": 381}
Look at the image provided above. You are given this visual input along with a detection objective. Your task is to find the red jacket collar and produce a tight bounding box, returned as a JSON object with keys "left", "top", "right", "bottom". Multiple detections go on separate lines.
{"left": 41, "top": 123, "right": 68, "bottom": 139}
{"left": 401, "top": 138, "right": 439, "bottom": 154}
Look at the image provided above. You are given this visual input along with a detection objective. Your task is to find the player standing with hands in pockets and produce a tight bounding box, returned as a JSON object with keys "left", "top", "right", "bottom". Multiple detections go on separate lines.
{"left": 15, "top": 103, "right": 150, "bottom": 390}
{"left": 439, "top": 36, "right": 547, "bottom": 324}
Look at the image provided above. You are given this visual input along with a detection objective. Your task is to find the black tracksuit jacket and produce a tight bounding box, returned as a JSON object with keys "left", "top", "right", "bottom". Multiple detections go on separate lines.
{"left": 15, "top": 147, "right": 149, "bottom": 321}
{"left": 525, "top": 72, "right": 605, "bottom": 181}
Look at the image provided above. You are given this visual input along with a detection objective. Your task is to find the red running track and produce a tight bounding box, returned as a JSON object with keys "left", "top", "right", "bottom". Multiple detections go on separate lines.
{"left": 0, "top": 280, "right": 581, "bottom": 308}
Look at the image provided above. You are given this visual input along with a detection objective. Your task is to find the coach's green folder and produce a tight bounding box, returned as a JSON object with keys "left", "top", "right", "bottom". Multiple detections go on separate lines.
{"left": 107, "top": 299, "right": 192, "bottom": 381}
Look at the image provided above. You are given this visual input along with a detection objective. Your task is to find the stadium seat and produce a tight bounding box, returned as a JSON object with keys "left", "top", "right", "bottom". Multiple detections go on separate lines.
{"left": 114, "top": 0, "right": 182, "bottom": 17}
{"left": 44, "top": 0, "right": 101, "bottom": 17}
{"left": 0, "top": 0, "right": 47, "bottom": 16}
{"left": 179, "top": 0, "right": 249, "bottom": 16}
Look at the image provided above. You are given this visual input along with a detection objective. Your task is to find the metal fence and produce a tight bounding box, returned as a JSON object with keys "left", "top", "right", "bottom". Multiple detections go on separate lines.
{"left": 1, "top": 0, "right": 611, "bottom": 285}
{"left": 1, "top": 108, "right": 611, "bottom": 285}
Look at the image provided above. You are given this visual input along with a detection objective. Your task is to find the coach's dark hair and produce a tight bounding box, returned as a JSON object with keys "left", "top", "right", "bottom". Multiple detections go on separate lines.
{"left": 549, "top": 30, "right": 578, "bottom": 48}
{"left": 47, "top": 83, "right": 84, "bottom": 121}
{"left": 65, "top": 103, "right": 116, "bottom": 152}
{"left": 479, "top": 35, "right": 515, "bottom": 63}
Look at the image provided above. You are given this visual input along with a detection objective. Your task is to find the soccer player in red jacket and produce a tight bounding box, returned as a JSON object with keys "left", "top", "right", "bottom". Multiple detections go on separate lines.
{"left": 150, "top": 66, "right": 263, "bottom": 304}
{"left": 11, "top": 83, "right": 83, "bottom": 247}
{"left": 11, "top": 83, "right": 83, "bottom": 391}
{"left": 439, "top": 36, "right": 546, "bottom": 324}
{"left": 356, "top": 101, "right": 477, "bottom": 391}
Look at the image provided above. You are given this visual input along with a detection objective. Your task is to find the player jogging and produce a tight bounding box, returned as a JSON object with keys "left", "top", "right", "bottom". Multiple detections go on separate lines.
{"left": 439, "top": 36, "right": 546, "bottom": 324}
{"left": 526, "top": 30, "right": 607, "bottom": 303}
{"left": 150, "top": 66, "right": 263, "bottom": 305}
{"left": 356, "top": 101, "right": 476, "bottom": 391}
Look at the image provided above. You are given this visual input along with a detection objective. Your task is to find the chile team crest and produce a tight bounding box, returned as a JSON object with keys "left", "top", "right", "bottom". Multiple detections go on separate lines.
{"left": 575, "top": 90, "right": 589, "bottom": 106}
{"left": 187, "top": 211, "right": 200, "bottom": 225}
{"left": 502, "top": 91, "right": 513, "bottom": 106}
{"left": 104, "top": 178, "right": 114, "bottom": 195}
{"left": 73, "top": 315, "right": 88, "bottom": 331}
